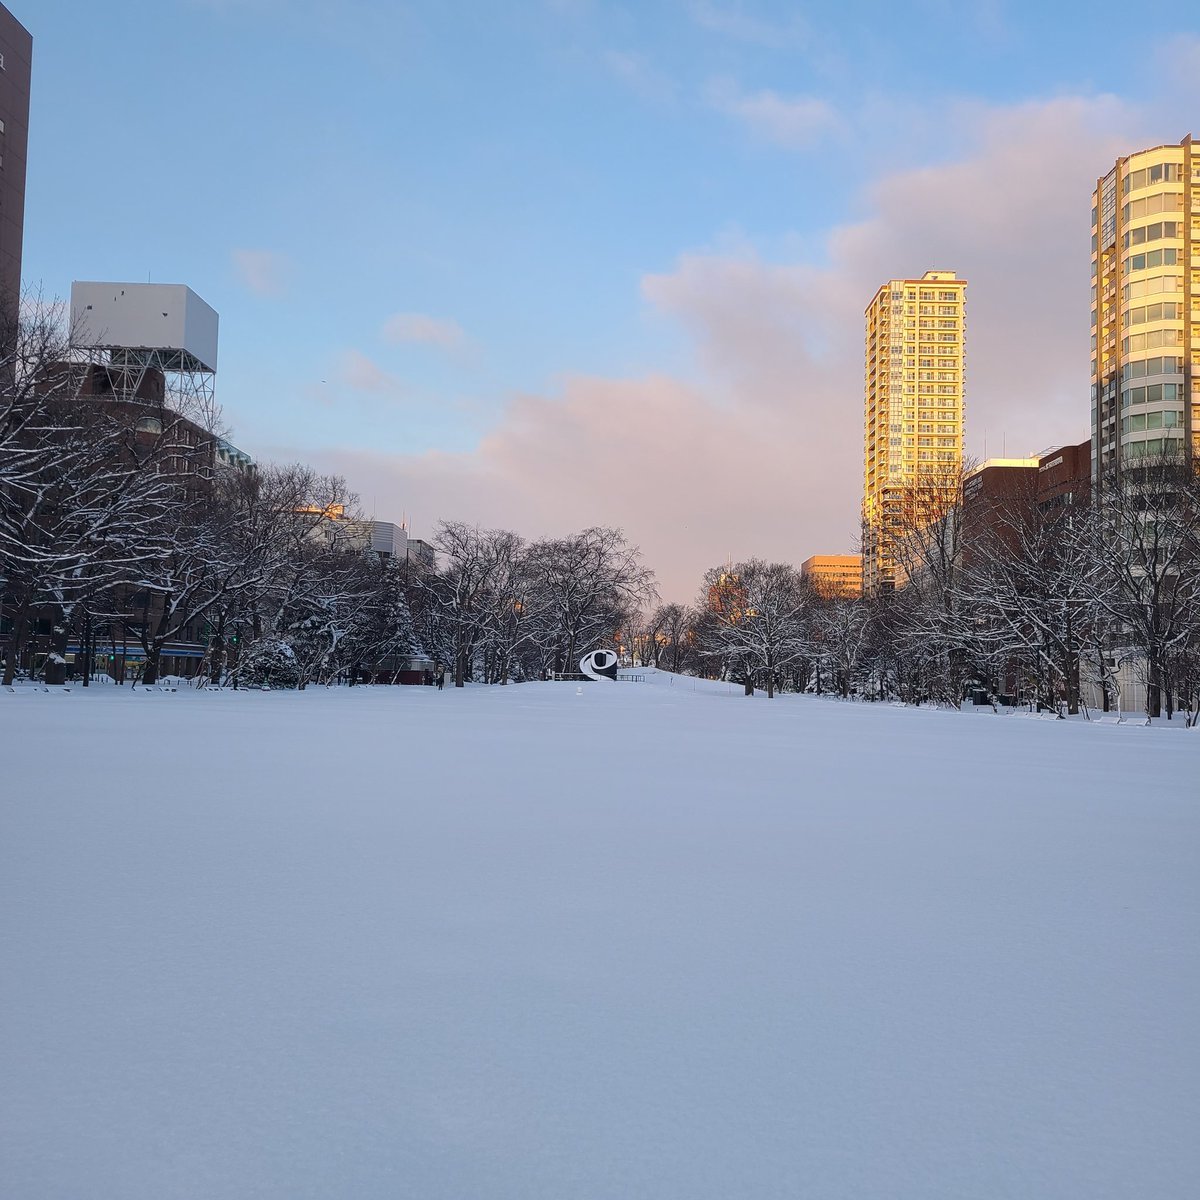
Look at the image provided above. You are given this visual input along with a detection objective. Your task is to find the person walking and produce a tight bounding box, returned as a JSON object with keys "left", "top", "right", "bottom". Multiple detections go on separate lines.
{"left": 436, "top": 665, "right": 446, "bottom": 690}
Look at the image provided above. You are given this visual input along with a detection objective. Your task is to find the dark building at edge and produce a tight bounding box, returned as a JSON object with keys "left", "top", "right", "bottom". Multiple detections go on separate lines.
{"left": 0, "top": 2, "right": 30, "bottom": 323}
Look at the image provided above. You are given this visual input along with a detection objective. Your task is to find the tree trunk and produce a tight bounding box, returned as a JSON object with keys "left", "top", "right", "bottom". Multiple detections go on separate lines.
{"left": 142, "top": 645, "right": 162, "bottom": 685}
{"left": 208, "top": 615, "right": 227, "bottom": 685}
{"left": 1146, "top": 650, "right": 1162, "bottom": 718}
{"left": 2, "top": 601, "right": 31, "bottom": 686}
{"left": 1064, "top": 650, "right": 1080, "bottom": 716}
{"left": 81, "top": 613, "right": 92, "bottom": 687}
{"left": 43, "top": 615, "right": 72, "bottom": 685}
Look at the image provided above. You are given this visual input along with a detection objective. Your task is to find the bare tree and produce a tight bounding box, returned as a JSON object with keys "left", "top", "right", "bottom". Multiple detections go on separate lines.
{"left": 814, "top": 597, "right": 872, "bottom": 699}
{"left": 694, "top": 560, "right": 812, "bottom": 698}
{"left": 885, "top": 465, "right": 975, "bottom": 706}
{"left": 0, "top": 297, "right": 192, "bottom": 684}
{"left": 966, "top": 479, "right": 1101, "bottom": 715}
{"left": 653, "top": 602, "right": 696, "bottom": 674}
{"left": 524, "top": 527, "right": 657, "bottom": 675}
{"left": 421, "top": 521, "right": 514, "bottom": 687}
{"left": 1087, "top": 453, "right": 1200, "bottom": 718}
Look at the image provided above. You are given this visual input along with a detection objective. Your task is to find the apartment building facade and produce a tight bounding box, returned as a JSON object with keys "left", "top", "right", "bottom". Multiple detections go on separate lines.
{"left": 1091, "top": 135, "right": 1199, "bottom": 480}
{"left": 862, "top": 270, "right": 966, "bottom": 595}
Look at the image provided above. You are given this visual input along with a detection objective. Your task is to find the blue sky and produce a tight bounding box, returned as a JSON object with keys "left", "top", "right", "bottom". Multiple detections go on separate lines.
{"left": 20, "top": 0, "right": 1200, "bottom": 598}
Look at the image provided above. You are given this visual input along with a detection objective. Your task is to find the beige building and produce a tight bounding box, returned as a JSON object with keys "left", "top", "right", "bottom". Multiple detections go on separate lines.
{"left": 801, "top": 555, "right": 862, "bottom": 599}
{"left": 1091, "top": 134, "right": 1199, "bottom": 480}
{"left": 861, "top": 270, "right": 966, "bottom": 595}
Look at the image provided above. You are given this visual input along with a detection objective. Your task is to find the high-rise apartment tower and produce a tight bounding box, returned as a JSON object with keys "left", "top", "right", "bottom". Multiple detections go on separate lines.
{"left": 0, "top": 3, "right": 31, "bottom": 324}
{"left": 861, "top": 270, "right": 966, "bottom": 595}
{"left": 1091, "top": 135, "right": 1199, "bottom": 480}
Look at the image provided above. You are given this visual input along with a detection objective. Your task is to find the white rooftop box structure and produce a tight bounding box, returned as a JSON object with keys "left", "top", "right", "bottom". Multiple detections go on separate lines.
{"left": 369, "top": 521, "right": 408, "bottom": 558}
{"left": 70, "top": 282, "right": 219, "bottom": 373}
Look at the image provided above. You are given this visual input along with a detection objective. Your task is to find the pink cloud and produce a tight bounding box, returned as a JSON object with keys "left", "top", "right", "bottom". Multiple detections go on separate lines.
{"left": 382, "top": 312, "right": 467, "bottom": 351}
{"left": 264, "top": 94, "right": 1170, "bottom": 603}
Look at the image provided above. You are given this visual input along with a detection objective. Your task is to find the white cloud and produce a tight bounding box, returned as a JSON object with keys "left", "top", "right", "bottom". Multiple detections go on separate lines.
{"left": 382, "top": 312, "right": 467, "bottom": 351}
{"left": 231, "top": 248, "right": 291, "bottom": 297}
{"left": 690, "top": 1, "right": 810, "bottom": 47}
{"left": 602, "top": 50, "right": 678, "bottom": 104}
{"left": 337, "top": 349, "right": 408, "bottom": 401}
{"left": 271, "top": 93, "right": 1171, "bottom": 602}
{"left": 708, "top": 79, "right": 839, "bottom": 148}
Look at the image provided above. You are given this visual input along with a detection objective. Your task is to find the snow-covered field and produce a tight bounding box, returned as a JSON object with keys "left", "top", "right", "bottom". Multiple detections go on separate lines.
{"left": 2, "top": 676, "right": 1197, "bottom": 1199}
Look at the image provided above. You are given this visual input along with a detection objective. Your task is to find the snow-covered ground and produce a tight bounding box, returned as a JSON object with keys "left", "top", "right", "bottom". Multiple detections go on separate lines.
{"left": 2, "top": 678, "right": 1196, "bottom": 1199}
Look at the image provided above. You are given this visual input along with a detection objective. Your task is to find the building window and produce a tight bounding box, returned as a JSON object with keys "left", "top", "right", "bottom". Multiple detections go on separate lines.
{"left": 1124, "top": 301, "right": 1179, "bottom": 326}
{"left": 1123, "top": 163, "right": 1181, "bottom": 194}
{"left": 1123, "top": 247, "right": 1179, "bottom": 274}
{"left": 1122, "top": 192, "right": 1184, "bottom": 223}
{"left": 1123, "top": 220, "right": 1181, "bottom": 249}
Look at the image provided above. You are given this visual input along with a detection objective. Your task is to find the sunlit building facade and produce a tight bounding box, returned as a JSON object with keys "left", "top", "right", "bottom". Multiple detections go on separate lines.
{"left": 861, "top": 270, "right": 966, "bottom": 595}
{"left": 1091, "top": 134, "right": 1199, "bottom": 480}
{"left": 800, "top": 555, "right": 862, "bottom": 599}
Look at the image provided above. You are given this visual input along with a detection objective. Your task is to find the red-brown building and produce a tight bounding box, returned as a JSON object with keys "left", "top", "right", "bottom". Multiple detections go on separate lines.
{"left": 960, "top": 443, "right": 1093, "bottom": 569}
{"left": 1035, "top": 440, "right": 1092, "bottom": 511}
{"left": 961, "top": 458, "right": 1039, "bottom": 569}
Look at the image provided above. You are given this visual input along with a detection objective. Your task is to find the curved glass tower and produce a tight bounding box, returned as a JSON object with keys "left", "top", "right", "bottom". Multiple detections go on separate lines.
{"left": 1091, "top": 135, "right": 1198, "bottom": 481}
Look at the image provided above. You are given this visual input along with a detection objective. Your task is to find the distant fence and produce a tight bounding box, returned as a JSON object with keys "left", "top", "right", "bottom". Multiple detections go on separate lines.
{"left": 549, "top": 672, "right": 645, "bottom": 683}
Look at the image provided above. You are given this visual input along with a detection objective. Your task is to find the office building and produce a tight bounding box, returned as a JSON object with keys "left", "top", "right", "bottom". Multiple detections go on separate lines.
{"left": 960, "top": 458, "right": 1038, "bottom": 570}
{"left": 1090, "top": 135, "right": 1198, "bottom": 479}
{"left": 800, "top": 555, "right": 862, "bottom": 599}
{"left": 1035, "top": 440, "right": 1092, "bottom": 512}
{"left": 0, "top": 3, "right": 31, "bottom": 323}
{"left": 862, "top": 270, "right": 966, "bottom": 595}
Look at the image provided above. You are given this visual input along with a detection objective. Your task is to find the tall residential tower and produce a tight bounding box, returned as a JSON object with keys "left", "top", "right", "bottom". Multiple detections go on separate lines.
{"left": 861, "top": 270, "right": 966, "bottom": 595}
{"left": 1091, "top": 135, "right": 1199, "bottom": 479}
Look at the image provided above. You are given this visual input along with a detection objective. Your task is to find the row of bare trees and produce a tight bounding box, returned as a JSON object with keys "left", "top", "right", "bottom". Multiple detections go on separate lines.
{"left": 1, "top": 303, "right": 661, "bottom": 688}
{"left": 1, "top": 300, "right": 423, "bottom": 687}
{"left": 965, "top": 457, "right": 1200, "bottom": 720}
{"left": 625, "top": 457, "right": 1200, "bottom": 721}
{"left": 5, "top": 300, "right": 1197, "bottom": 711}
{"left": 410, "top": 521, "right": 657, "bottom": 686}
